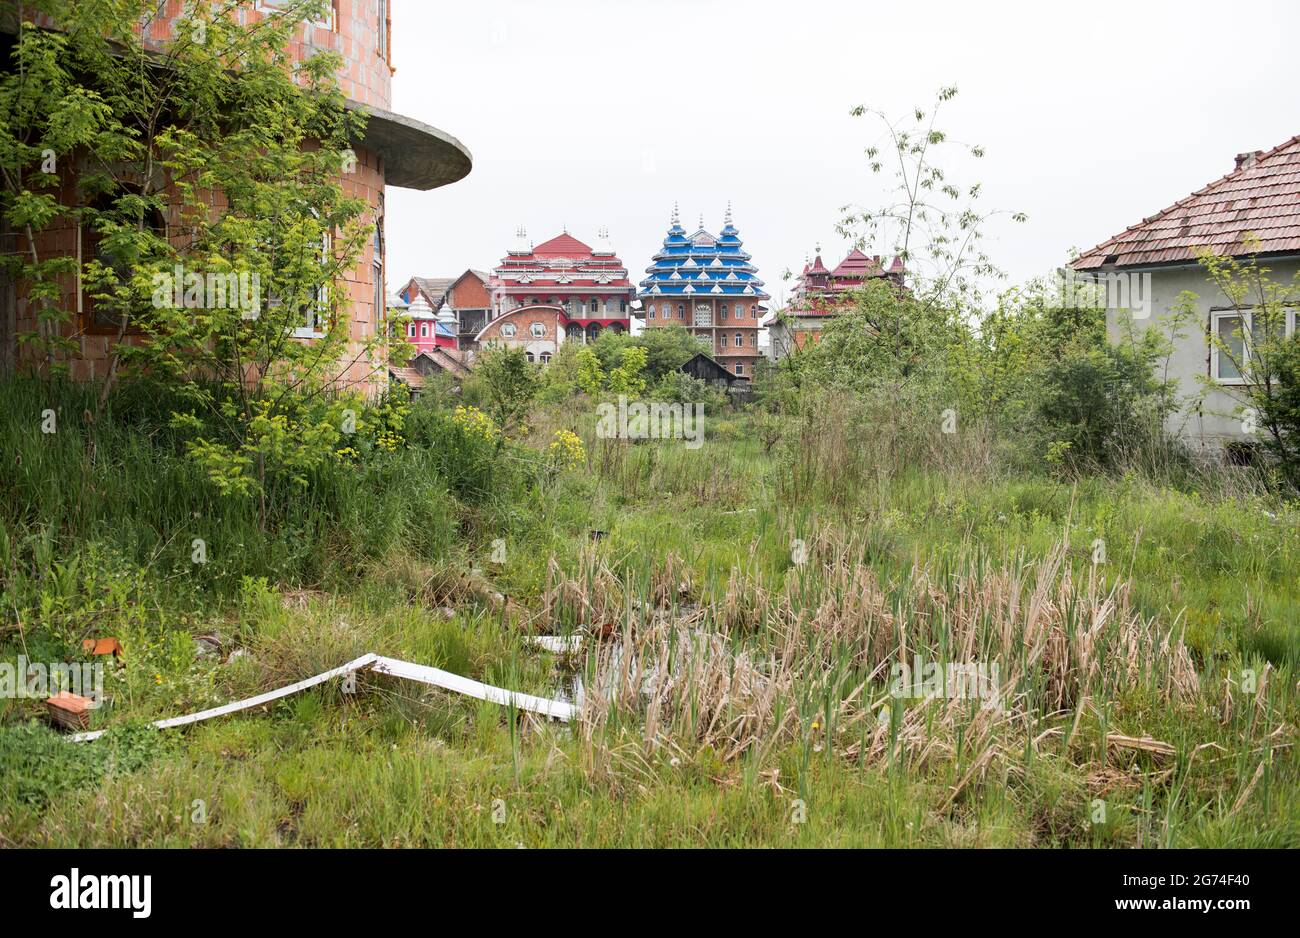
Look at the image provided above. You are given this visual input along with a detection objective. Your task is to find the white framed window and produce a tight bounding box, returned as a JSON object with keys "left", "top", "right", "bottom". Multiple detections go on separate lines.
{"left": 721, "top": 304, "right": 729, "bottom": 320}
{"left": 530, "top": 321, "right": 546, "bottom": 338}
{"left": 735, "top": 363, "right": 744, "bottom": 376}
{"left": 589, "top": 299, "right": 599, "bottom": 314}
{"left": 526, "top": 352, "right": 535, "bottom": 363}
{"left": 677, "top": 304, "right": 685, "bottom": 319}
{"left": 540, "top": 352, "right": 552, "bottom": 364}
{"left": 1211, "top": 311, "right": 1253, "bottom": 384}
{"left": 648, "top": 305, "right": 657, "bottom": 320}
{"left": 1212, "top": 307, "right": 1299, "bottom": 383}
{"left": 420, "top": 323, "right": 429, "bottom": 338}
{"left": 734, "top": 333, "right": 742, "bottom": 348}
{"left": 291, "top": 226, "right": 331, "bottom": 338}
{"left": 407, "top": 324, "right": 415, "bottom": 337}
{"left": 500, "top": 322, "right": 517, "bottom": 338}
{"left": 257, "top": 0, "right": 336, "bottom": 30}
{"left": 372, "top": 218, "right": 384, "bottom": 327}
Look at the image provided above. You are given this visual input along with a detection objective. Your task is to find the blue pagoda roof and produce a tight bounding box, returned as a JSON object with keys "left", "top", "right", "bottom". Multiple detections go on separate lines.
{"left": 638, "top": 206, "right": 769, "bottom": 301}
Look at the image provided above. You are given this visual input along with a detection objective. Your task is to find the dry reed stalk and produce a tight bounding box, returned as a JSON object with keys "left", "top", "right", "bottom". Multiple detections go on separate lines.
{"left": 552, "top": 524, "right": 1279, "bottom": 799}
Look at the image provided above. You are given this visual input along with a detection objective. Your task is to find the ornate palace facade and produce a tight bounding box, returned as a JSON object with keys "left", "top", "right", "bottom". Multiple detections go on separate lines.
{"left": 638, "top": 206, "right": 767, "bottom": 378}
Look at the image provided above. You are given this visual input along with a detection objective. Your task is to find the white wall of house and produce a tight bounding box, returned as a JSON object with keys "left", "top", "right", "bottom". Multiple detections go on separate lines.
{"left": 1108, "top": 258, "right": 1300, "bottom": 446}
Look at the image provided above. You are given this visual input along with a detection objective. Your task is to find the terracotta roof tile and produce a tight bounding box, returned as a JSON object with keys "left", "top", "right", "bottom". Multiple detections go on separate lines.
{"left": 1073, "top": 135, "right": 1300, "bottom": 269}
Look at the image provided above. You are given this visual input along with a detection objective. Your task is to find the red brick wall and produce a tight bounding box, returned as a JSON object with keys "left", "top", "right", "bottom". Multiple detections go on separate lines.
{"left": 476, "top": 305, "right": 564, "bottom": 348}
{"left": 642, "top": 297, "right": 759, "bottom": 376}
{"left": 11, "top": 1, "right": 399, "bottom": 394}
{"left": 9, "top": 145, "right": 388, "bottom": 394}
{"left": 449, "top": 273, "right": 490, "bottom": 309}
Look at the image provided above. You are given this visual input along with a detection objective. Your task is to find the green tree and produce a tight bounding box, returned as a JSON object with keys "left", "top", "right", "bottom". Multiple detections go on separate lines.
{"left": 606, "top": 345, "right": 647, "bottom": 397}
{"left": 591, "top": 325, "right": 706, "bottom": 381}
{"left": 473, "top": 345, "right": 538, "bottom": 446}
{"left": 839, "top": 85, "right": 1026, "bottom": 312}
{"left": 574, "top": 347, "right": 604, "bottom": 396}
{"left": 0, "top": 0, "right": 378, "bottom": 518}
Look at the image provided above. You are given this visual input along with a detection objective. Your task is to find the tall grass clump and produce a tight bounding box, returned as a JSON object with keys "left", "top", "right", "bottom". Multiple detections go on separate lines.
{"left": 0, "top": 376, "right": 460, "bottom": 609}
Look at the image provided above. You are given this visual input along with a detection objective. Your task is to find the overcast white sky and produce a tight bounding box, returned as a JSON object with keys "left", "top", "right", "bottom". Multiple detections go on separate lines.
{"left": 386, "top": 0, "right": 1299, "bottom": 308}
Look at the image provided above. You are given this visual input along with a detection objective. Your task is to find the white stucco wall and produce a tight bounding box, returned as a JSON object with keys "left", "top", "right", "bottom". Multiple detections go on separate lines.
{"left": 1105, "top": 259, "right": 1300, "bottom": 446}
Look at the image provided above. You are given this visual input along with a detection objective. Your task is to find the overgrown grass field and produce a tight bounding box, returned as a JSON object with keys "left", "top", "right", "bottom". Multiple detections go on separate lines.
{"left": 1, "top": 378, "right": 1296, "bottom": 847}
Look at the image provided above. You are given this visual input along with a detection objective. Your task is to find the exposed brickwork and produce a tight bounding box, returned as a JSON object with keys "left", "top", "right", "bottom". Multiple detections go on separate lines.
{"left": 7, "top": 2, "right": 403, "bottom": 397}
{"left": 448, "top": 272, "right": 491, "bottom": 310}
{"left": 476, "top": 305, "right": 565, "bottom": 362}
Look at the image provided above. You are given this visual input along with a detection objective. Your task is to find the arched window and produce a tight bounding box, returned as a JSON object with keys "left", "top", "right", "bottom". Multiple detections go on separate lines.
{"left": 677, "top": 304, "right": 685, "bottom": 319}
{"left": 420, "top": 323, "right": 429, "bottom": 337}
{"left": 589, "top": 298, "right": 599, "bottom": 314}
{"left": 721, "top": 304, "right": 729, "bottom": 320}
{"left": 540, "top": 352, "right": 552, "bottom": 364}
{"left": 734, "top": 333, "right": 742, "bottom": 347}
{"left": 526, "top": 352, "right": 535, "bottom": 363}
{"left": 648, "top": 304, "right": 657, "bottom": 319}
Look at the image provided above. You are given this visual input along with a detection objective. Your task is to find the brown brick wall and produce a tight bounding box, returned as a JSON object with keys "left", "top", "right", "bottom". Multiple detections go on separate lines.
{"left": 476, "top": 305, "right": 564, "bottom": 346}
{"left": 643, "top": 297, "right": 760, "bottom": 376}
{"left": 449, "top": 273, "right": 490, "bottom": 310}
{"left": 7, "top": 144, "right": 388, "bottom": 394}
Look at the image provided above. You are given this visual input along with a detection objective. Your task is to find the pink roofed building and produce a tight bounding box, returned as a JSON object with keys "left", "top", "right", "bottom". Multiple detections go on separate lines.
{"left": 401, "top": 295, "right": 458, "bottom": 357}
{"left": 768, "top": 248, "right": 904, "bottom": 360}
{"left": 473, "top": 229, "right": 635, "bottom": 362}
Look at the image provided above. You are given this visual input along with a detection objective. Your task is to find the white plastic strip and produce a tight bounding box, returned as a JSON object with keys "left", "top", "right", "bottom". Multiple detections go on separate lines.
{"left": 529, "top": 635, "right": 585, "bottom": 654}
{"left": 68, "top": 651, "right": 573, "bottom": 743}
{"left": 370, "top": 656, "right": 576, "bottom": 721}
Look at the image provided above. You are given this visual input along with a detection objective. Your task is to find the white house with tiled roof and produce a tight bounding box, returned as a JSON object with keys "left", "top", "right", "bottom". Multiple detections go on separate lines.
{"left": 1070, "top": 135, "right": 1300, "bottom": 446}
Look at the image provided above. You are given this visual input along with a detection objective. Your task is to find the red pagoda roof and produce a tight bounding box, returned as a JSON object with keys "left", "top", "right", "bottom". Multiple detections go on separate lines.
{"left": 831, "top": 249, "right": 881, "bottom": 278}
{"left": 531, "top": 233, "right": 597, "bottom": 258}
{"left": 785, "top": 246, "right": 906, "bottom": 316}
{"left": 490, "top": 230, "right": 636, "bottom": 295}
